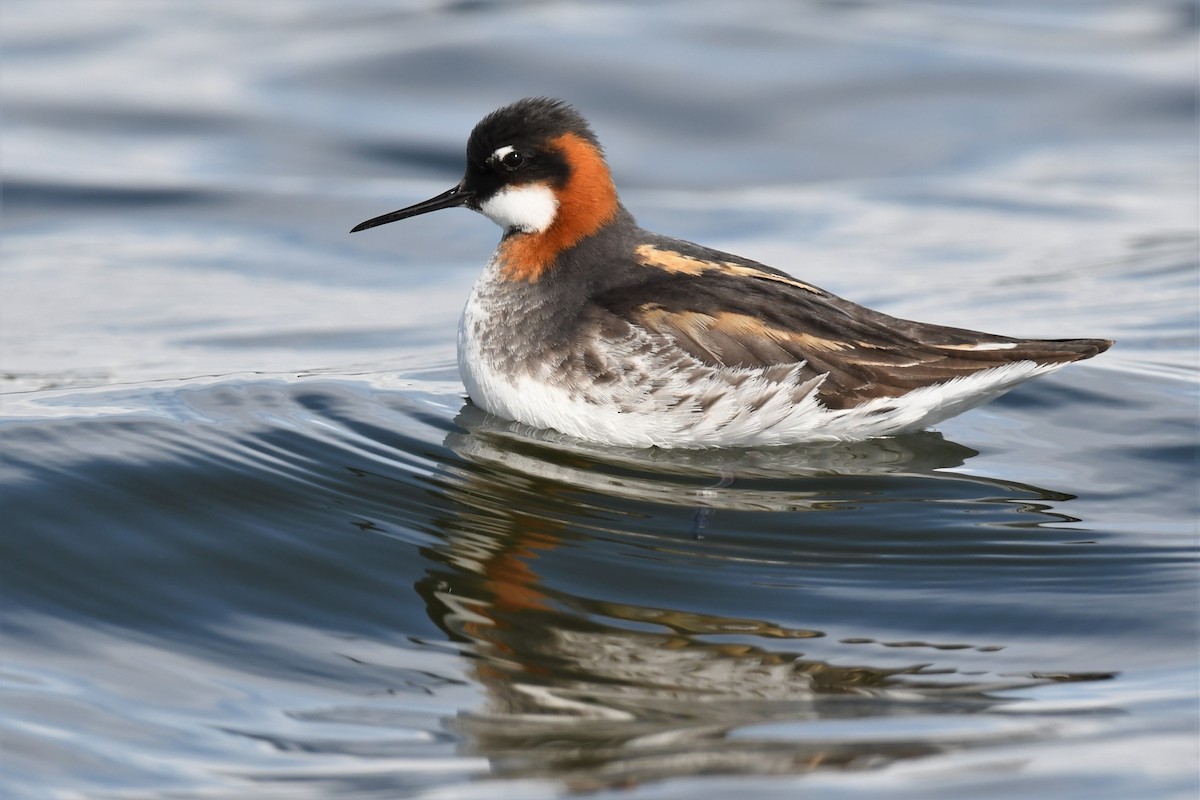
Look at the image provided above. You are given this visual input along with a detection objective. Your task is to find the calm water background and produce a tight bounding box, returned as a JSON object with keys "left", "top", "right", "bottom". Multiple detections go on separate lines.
{"left": 2, "top": 2, "right": 1198, "bottom": 798}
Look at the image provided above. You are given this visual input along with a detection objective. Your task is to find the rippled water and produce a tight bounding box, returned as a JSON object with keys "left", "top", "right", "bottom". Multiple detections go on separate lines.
{"left": 3, "top": 2, "right": 1198, "bottom": 798}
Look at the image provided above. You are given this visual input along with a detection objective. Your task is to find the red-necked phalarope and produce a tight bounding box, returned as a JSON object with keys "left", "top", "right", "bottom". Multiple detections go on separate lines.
{"left": 351, "top": 97, "right": 1111, "bottom": 448}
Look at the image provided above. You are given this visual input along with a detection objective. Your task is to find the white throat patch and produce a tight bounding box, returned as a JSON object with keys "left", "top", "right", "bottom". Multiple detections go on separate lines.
{"left": 479, "top": 184, "right": 558, "bottom": 233}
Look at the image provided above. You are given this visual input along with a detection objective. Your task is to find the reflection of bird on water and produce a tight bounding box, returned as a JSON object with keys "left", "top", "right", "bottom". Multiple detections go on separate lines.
{"left": 416, "top": 521, "right": 966, "bottom": 787}
{"left": 406, "top": 426, "right": 1107, "bottom": 788}
{"left": 453, "top": 405, "right": 987, "bottom": 535}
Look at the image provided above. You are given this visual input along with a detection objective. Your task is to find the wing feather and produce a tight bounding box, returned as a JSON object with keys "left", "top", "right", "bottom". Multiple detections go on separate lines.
{"left": 592, "top": 243, "right": 1111, "bottom": 409}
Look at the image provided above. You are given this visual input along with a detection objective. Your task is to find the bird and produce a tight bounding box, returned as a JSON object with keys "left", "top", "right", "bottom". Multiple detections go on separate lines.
{"left": 351, "top": 97, "right": 1111, "bottom": 449}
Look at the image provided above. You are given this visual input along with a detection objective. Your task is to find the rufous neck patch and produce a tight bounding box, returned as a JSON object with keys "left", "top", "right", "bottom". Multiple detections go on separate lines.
{"left": 499, "top": 132, "right": 619, "bottom": 283}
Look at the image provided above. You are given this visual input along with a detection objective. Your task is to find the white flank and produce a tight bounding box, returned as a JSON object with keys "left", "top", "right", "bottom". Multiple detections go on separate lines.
{"left": 478, "top": 184, "right": 558, "bottom": 233}
{"left": 462, "top": 358, "right": 1065, "bottom": 449}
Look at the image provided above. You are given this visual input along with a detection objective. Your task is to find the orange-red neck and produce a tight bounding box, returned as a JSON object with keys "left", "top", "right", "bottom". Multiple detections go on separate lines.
{"left": 498, "top": 132, "right": 619, "bottom": 283}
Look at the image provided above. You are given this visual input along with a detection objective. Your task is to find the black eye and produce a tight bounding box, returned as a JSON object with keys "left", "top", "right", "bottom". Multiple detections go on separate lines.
{"left": 501, "top": 151, "right": 525, "bottom": 170}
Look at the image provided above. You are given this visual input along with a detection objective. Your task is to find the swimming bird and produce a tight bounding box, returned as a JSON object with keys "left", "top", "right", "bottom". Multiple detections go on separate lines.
{"left": 351, "top": 98, "right": 1111, "bottom": 448}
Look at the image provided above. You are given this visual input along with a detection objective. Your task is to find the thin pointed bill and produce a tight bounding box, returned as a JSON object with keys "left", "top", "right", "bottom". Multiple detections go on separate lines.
{"left": 350, "top": 184, "right": 472, "bottom": 233}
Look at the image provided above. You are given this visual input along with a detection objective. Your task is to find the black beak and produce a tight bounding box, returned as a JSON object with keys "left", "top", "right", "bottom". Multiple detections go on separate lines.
{"left": 350, "top": 184, "right": 473, "bottom": 233}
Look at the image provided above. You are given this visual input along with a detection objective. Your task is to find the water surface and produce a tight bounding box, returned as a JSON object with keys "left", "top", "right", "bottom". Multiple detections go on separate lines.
{"left": 2, "top": 2, "right": 1197, "bottom": 798}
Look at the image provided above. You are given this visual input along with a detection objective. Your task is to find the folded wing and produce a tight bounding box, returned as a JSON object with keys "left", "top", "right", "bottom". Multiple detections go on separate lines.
{"left": 593, "top": 242, "right": 1111, "bottom": 409}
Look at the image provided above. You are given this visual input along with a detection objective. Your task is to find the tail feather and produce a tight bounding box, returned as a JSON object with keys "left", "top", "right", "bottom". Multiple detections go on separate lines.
{"left": 816, "top": 337, "right": 1113, "bottom": 409}
{"left": 957, "top": 337, "right": 1113, "bottom": 364}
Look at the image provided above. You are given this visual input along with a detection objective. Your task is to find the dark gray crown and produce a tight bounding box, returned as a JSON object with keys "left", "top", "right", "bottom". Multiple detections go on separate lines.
{"left": 466, "top": 98, "right": 600, "bottom": 167}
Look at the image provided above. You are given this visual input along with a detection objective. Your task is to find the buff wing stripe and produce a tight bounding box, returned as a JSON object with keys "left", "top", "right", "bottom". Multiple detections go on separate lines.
{"left": 635, "top": 244, "right": 823, "bottom": 295}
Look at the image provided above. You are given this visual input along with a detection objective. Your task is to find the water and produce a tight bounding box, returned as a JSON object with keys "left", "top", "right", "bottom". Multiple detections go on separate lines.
{"left": 2, "top": 2, "right": 1197, "bottom": 798}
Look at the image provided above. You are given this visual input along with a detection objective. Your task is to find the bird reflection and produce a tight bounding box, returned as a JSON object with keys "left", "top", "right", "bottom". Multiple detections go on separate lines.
{"left": 407, "top": 409, "right": 1102, "bottom": 788}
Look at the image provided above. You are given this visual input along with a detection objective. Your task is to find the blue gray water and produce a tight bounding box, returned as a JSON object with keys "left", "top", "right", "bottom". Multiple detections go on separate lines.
{"left": 2, "top": 2, "right": 1198, "bottom": 798}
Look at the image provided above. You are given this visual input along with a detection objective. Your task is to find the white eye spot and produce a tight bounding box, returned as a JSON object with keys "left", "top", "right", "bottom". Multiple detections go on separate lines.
{"left": 479, "top": 183, "right": 558, "bottom": 233}
{"left": 488, "top": 145, "right": 525, "bottom": 170}
{"left": 490, "top": 145, "right": 515, "bottom": 162}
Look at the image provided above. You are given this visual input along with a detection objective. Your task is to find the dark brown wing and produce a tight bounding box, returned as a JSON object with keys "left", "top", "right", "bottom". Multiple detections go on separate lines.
{"left": 594, "top": 242, "right": 1111, "bottom": 409}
